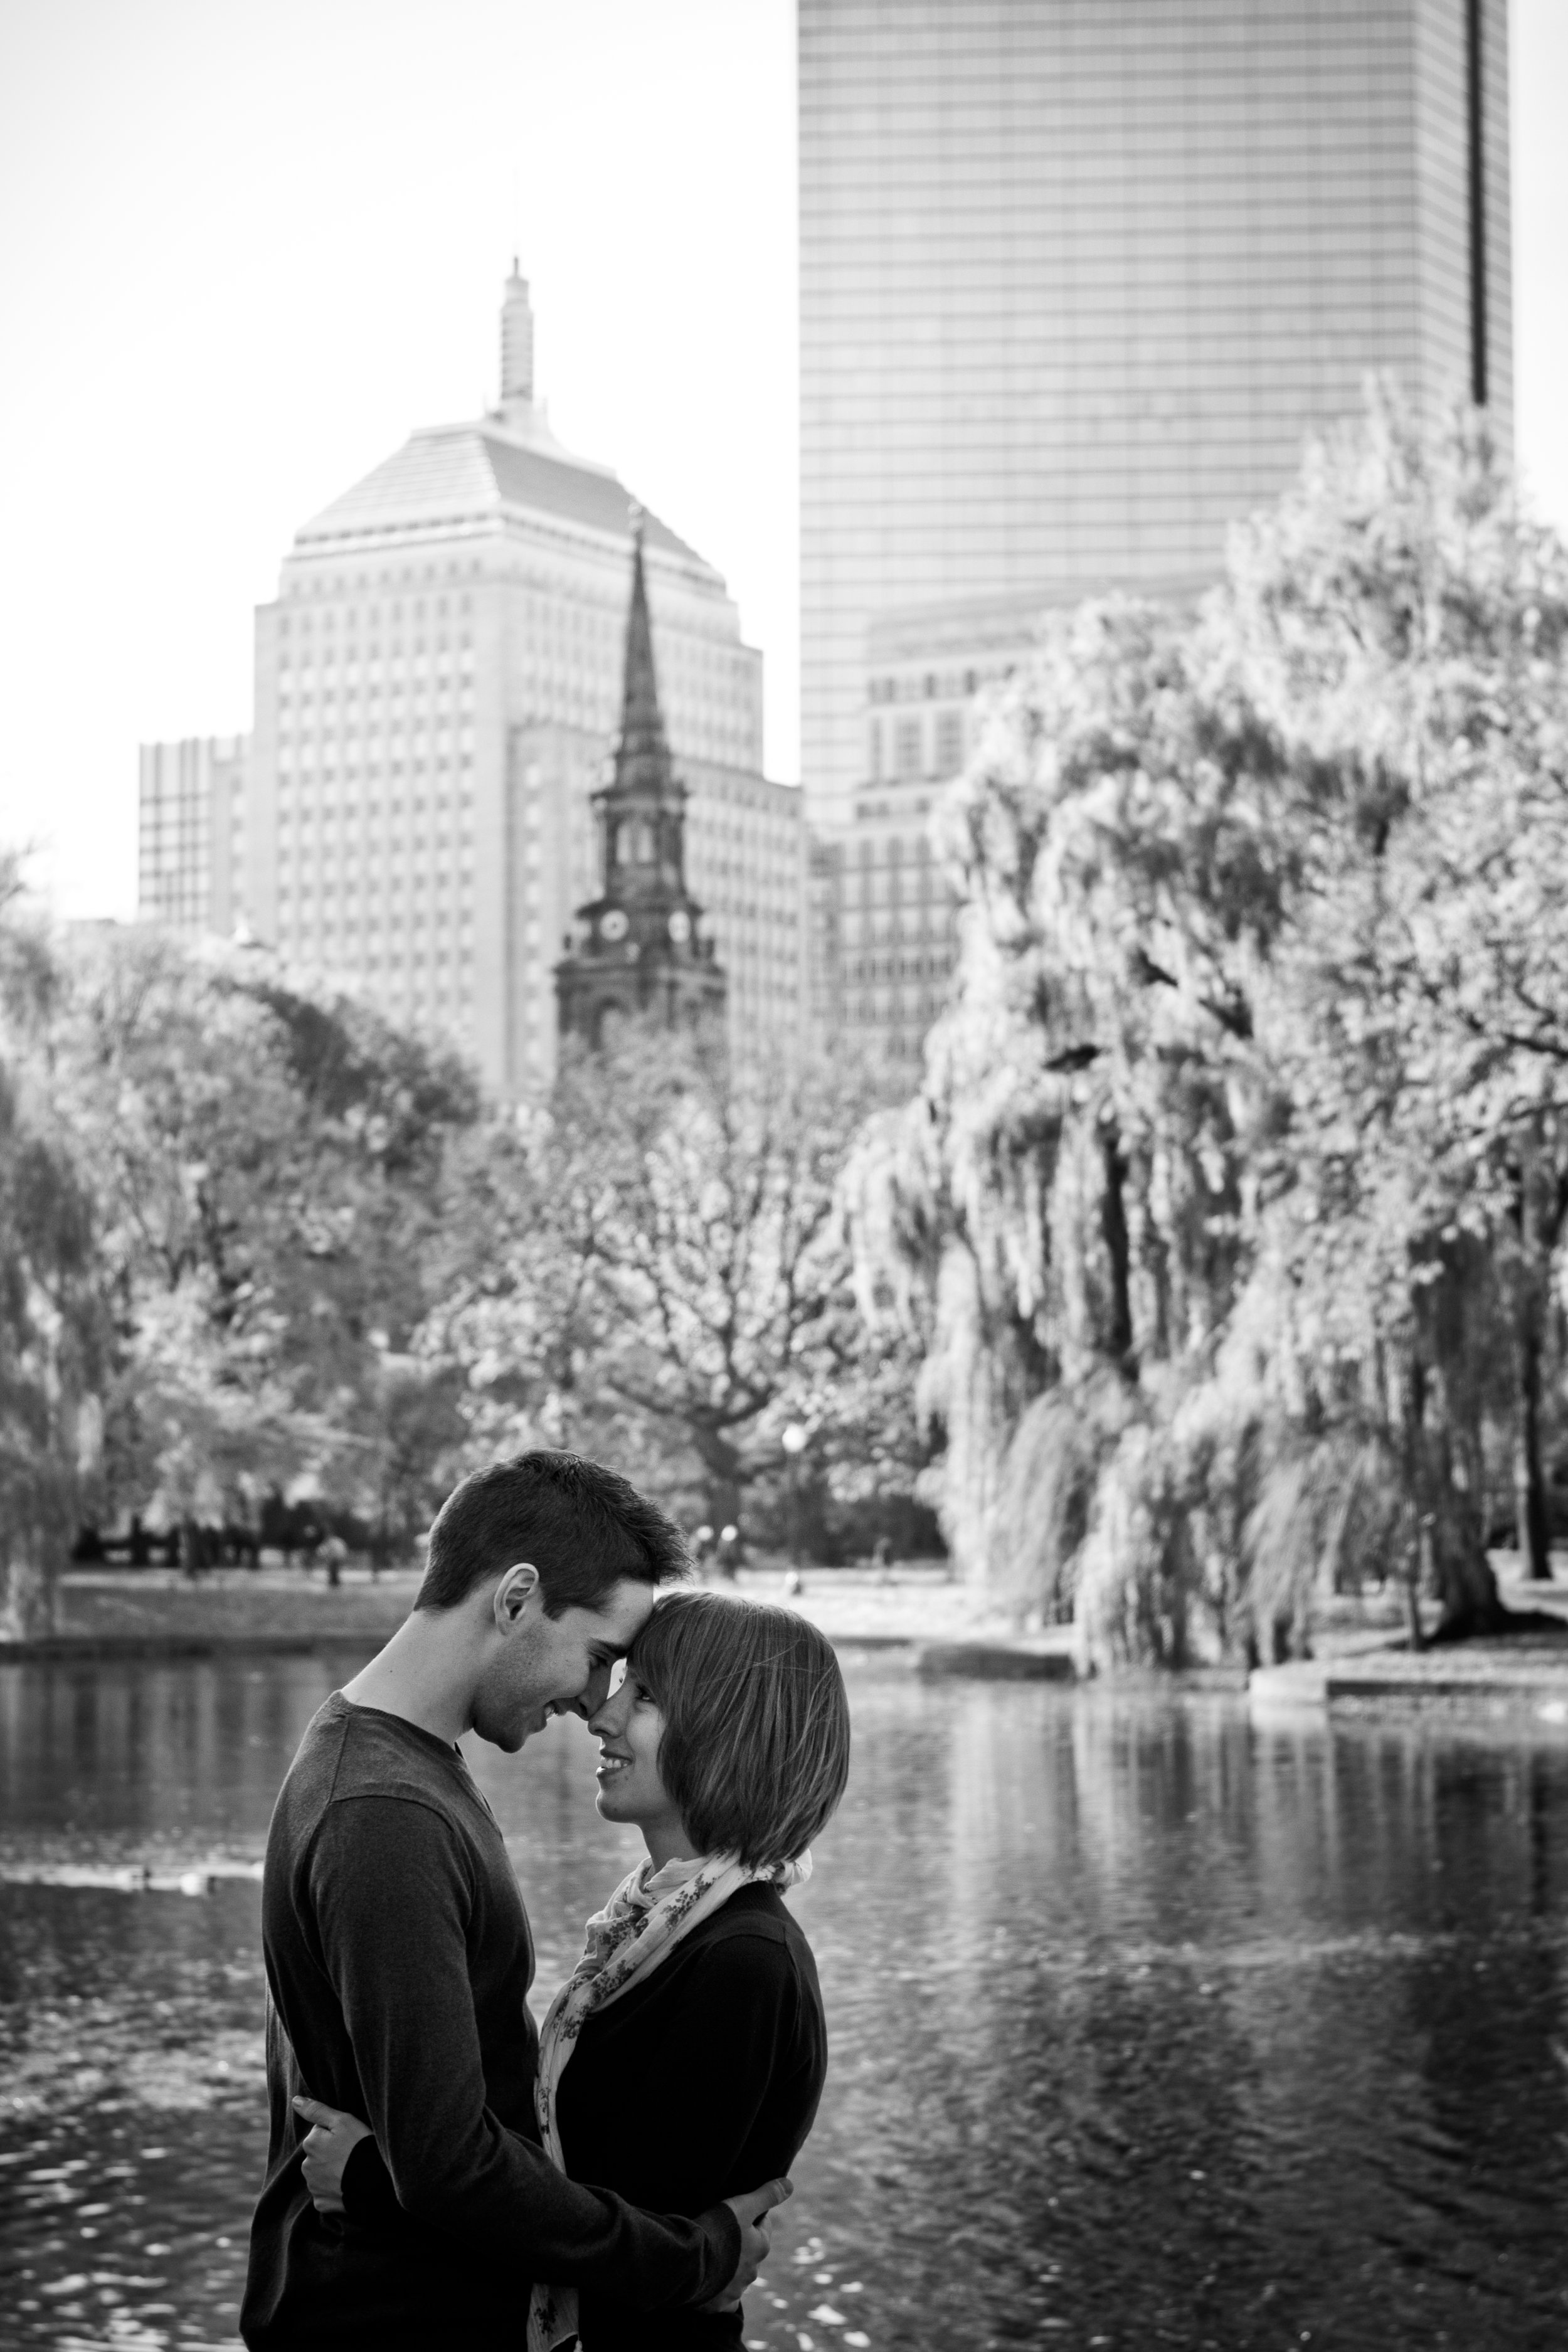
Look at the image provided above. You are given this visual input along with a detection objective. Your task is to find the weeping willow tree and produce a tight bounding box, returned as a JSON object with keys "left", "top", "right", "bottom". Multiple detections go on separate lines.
{"left": 848, "top": 390, "right": 1568, "bottom": 1665}
{"left": 0, "top": 862, "right": 107, "bottom": 1636}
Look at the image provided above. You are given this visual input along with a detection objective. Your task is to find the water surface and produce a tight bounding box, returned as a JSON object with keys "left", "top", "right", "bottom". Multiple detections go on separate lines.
{"left": 2, "top": 1653, "right": 1566, "bottom": 2350}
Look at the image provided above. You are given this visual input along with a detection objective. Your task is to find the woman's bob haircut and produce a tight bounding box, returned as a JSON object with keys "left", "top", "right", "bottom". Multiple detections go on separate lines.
{"left": 627, "top": 1590, "right": 850, "bottom": 1872}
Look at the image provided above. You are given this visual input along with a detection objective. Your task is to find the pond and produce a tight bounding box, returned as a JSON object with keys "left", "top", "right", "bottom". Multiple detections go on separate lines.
{"left": 2, "top": 1651, "right": 1567, "bottom": 2351}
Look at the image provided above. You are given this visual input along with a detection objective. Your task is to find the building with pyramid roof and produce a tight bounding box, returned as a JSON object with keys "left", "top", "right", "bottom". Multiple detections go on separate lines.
{"left": 238, "top": 268, "right": 805, "bottom": 1094}
{"left": 557, "top": 530, "right": 727, "bottom": 1046}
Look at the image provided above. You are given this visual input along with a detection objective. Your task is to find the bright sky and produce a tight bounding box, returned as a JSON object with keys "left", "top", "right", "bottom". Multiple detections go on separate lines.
{"left": 1, "top": 0, "right": 1565, "bottom": 922}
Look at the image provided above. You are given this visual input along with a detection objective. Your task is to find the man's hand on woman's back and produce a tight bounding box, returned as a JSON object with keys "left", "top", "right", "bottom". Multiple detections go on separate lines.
{"left": 293, "top": 2094, "right": 373, "bottom": 2217}
{"left": 290, "top": 2088, "right": 793, "bottom": 2316}
{"left": 702, "top": 2178, "right": 793, "bottom": 2311}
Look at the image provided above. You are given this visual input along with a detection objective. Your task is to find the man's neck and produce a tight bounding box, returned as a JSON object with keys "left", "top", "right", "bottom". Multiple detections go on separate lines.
{"left": 341, "top": 1614, "right": 474, "bottom": 1747}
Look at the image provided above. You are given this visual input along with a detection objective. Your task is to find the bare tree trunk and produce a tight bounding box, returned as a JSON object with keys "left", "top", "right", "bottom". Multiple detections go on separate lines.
{"left": 690, "top": 1425, "right": 745, "bottom": 1537}
{"left": 1427, "top": 1422, "right": 1510, "bottom": 1641}
{"left": 1407, "top": 1358, "right": 1509, "bottom": 1642}
{"left": 1405, "top": 1525, "right": 1426, "bottom": 1653}
{"left": 1101, "top": 1130, "right": 1135, "bottom": 1368}
{"left": 1515, "top": 1306, "right": 1553, "bottom": 1579}
{"left": 704, "top": 1471, "right": 743, "bottom": 1534}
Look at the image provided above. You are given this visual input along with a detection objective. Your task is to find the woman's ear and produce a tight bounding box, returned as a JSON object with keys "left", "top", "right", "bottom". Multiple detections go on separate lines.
{"left": 493, "top": 1562, "right": 540, "bottom": 1631}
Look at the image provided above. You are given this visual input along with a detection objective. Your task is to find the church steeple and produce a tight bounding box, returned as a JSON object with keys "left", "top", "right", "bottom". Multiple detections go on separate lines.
{"left": 615, "top": 520, "right": 673, "bottom": 797}
{"left": 554, "top": 527, "right": 728, "bottom": 1051}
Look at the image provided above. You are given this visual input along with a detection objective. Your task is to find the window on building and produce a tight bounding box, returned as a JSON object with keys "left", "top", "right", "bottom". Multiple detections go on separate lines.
{"left": 894, "top": 719, "right": 922, "bottom": 780}
{"left": 936, "top": 709, "right": 964, "bottom": 775}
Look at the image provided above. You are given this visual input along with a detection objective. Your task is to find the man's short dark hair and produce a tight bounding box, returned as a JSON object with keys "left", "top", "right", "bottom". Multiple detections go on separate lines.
{"left": 628, "top": 1592, "right": 851, "bottom": 1870}
{"left": 416, "top": 1452, "right": 690, "bottom": 1616}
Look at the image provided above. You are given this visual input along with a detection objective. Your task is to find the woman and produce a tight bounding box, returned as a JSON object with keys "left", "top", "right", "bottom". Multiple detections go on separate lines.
{"left": 299, "top": 1589, "right": 850, "bottom": 2350}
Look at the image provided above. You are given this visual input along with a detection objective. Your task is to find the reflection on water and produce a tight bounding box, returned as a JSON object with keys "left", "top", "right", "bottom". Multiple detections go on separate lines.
{"left": 3, "top": 1654, "right": 1567, "bottom": 2350}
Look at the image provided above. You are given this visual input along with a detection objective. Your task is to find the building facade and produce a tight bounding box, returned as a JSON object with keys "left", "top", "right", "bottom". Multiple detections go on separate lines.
{"left": 832, "top": 773, "right": 963, "bottom": 1073}
{"left": 137, "top": 735, "right": 251, "bottom": 939}
{"left": 557, "top": 531, "right": 727, "bottom": 1044}
{"left": 830, "top": 578, "right": 1216, "bottom": 1067}
{"left": 800, "top": 0, "right": 1513, "bottom": 824}
{"left": 861, "top": 588, "right": 1042, "bottom": 796}
{"left": 243, "top": 269, "right": 805, "bottom": 1094}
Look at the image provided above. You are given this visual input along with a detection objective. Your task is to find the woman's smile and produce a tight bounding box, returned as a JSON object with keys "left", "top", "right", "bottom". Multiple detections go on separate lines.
{"left": 586, "top": 1669, "right": 689, "bottom": 1859}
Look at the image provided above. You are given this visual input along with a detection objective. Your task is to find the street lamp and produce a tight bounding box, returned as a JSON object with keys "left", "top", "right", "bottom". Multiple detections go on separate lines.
{"left": 781, "top": 1424, "right": 808, "bottom": 1571}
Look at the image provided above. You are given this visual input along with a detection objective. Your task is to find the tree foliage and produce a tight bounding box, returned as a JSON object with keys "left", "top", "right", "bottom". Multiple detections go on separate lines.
{"left": 850, "top": 390, "right": 1568, "bottom": 1663}
{"left": 0, "top": 886, "right": 914, "bottom": 1629}
{"left": 0, "top": 904, "right": 479, "bottom": 1629}
{"left": 421, "top": 1024, "right": 919, "bottom": 1534}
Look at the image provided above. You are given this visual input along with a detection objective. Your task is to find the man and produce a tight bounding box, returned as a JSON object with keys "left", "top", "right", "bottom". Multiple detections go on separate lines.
{"left": 241, "top": 1451, "right": 788, "bottom": 2349}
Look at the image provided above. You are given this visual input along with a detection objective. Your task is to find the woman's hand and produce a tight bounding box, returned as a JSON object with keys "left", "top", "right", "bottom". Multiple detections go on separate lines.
{"left": 292, "top": 2094, "right": 374, "bottom": 2217}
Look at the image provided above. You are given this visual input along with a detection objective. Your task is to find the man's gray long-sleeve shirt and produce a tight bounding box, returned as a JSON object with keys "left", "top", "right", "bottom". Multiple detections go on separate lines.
{"left": 240, "top": 1692, "right": 739, "bottom": 2349}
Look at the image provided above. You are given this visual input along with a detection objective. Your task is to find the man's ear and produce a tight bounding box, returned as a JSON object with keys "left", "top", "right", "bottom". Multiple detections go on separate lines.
{"left": 493, "top": 1562, "right": 540, "bottom": 1632}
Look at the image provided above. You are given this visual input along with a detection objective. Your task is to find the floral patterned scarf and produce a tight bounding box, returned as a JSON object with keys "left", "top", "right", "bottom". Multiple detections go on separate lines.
{"left": 526, "top": 1845, "right": 812, "bottom": 2352}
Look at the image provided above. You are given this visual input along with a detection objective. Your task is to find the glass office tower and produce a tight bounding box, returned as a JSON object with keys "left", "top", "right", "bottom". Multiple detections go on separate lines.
{"left": 799, "top": 0, "right": 1513, "bottom": 823}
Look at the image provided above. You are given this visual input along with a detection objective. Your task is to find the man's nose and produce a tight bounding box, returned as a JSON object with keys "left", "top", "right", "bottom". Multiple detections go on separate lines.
{"left": 578, "top": 1660, "right": 615, "bottom": 1724}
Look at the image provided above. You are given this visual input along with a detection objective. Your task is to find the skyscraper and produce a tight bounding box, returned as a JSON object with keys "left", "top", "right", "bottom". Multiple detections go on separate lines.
{"left": 799, "top": 0, "right": 1513, "bottom": 824}
{"left": 244, "top": 270, "right": 805, "bottom": 1095}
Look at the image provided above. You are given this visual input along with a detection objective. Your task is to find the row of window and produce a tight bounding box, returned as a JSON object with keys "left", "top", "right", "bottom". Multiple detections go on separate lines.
{"left": 280, "top": 722, "right": 474, "bottom": 750}
{"left": 847, "top": 952, "right": 953, "bottom": 982}
{"left": 867, "top": 708, "right": 967, "bottom": 783}
{"left": 276, "top": 877, "right": 473, "bottom": 904}
{"left": 280, "top": 685, "right": 474, "bottom": 712}
{"left": 278, "top": 879, "right": 470, "bottom": 908}
{"left": 845, "top": 996, "right": 946, "bottom": 1027}
{"left": 280, "top": 646, "right": 474, "bottom": 677}
{"left": 843, "top": 877, "right": 950, "bottom": 913}
{"left": 868, "top": 668, "right": 993, "bottom": 704}
{"left": 278, "top": 595, "right": 472, "bottom": 635}
{"left": 278, "top": 750, "right": 476, "bottom": 780}
{"left": 277, "top": 918, "right": 474, "bottom": 956}
{"left": 278, "top": 811, "right": 473, "bottom": 840}
{"left": 852, "top": 830, "right": 936, "bottom": 863}
{"left": 277, "top": 783, "right": 473, "bottom": 811}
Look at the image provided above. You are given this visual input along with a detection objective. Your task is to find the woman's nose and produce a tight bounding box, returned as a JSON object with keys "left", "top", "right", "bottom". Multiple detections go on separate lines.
{"left": 586, "top": 1681, "right": 627, "bottom": 1737}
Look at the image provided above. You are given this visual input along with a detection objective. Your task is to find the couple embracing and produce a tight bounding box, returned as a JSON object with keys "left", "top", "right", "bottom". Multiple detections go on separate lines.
{"left": 240, "top": 1451, "right": 850, "bottom": 2350}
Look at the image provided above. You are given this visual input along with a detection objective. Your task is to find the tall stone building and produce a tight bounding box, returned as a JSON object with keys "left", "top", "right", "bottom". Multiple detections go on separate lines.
{"left": 557, "top": 531, "right": 726, "bottom": 1045}
{"left": 137, "top": 735, "right": 251, "bottom": 940}
{"left": 799, "top": 0, "right": 1513, "bottom": 826}
{"left": 242, "top": 268, "right": 805, "bottom": 1094}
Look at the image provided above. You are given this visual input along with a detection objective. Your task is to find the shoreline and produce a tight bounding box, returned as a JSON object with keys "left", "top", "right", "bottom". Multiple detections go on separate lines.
{"left": 4, "top": 1564, "right": 1567, "bottom": 1711}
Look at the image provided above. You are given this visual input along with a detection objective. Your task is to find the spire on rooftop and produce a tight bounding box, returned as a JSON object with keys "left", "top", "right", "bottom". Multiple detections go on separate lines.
{"left": 501, "top": 262, "right": 534, "bottom": 412}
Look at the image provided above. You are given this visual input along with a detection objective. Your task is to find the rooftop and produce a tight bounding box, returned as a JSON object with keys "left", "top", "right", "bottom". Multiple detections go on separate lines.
{"left": 289, "top": 418, "right": 708, "bottom": 574}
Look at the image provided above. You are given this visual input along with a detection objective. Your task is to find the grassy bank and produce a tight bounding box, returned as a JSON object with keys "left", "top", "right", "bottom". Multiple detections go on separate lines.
{"left": 36, "top": 1560, "right": 985, "bottom": 1656}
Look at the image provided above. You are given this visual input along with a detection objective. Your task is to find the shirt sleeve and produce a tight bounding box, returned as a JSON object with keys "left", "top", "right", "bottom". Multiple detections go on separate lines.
{"left": 309, "top": 1793, "right": 739, "bottom": 2307}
